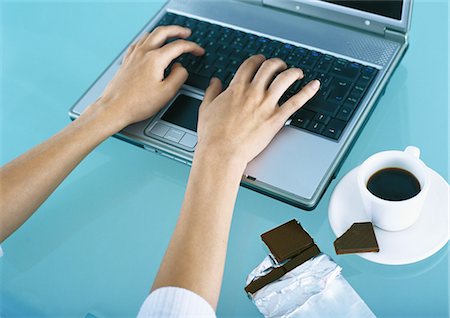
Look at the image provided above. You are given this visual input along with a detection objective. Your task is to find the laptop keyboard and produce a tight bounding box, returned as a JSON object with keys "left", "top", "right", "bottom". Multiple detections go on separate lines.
{"left": 155, "top": 12, "right": 378, "bottom": 141}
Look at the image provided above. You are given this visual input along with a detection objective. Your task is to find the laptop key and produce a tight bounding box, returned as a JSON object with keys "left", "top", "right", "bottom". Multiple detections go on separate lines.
{"left": 314, "top": 113, "right": 331, "bottom": 125}
{"left": 362, "top": 66, "right": 377, "bottom": 77}
{"left": 323, "top": 119, "right": 346, "bottom": 140}
{"left": 184, "top": 18, "right": 196, "bottom": 29}
{"left": 198, "top": 64, "right": 215, "bottom": 77}
{"left": 315, "top": 61, "right": 332, "bottom": 73}
{"left": 286, "top": 53, "right": 301, "bottom": 66}
{"left": 345, "top": 95, "right": 360, "bottom": 109}
{"left": 294, "top": 47, "right": 308, "bottom": 57}
{"left": 218, "top": 34, "right": 234, "bottom": 46}
{"left": 303, "top": 71, "right": 317, "bottom": 84}
{"left": 335, "top": 58, "right": 348, "bottom": 67}
{"left": 309, "top": 51, "right": 322, "bottom": 61}
{"left": 197, "top": 20, "right": 209, "bottom": 30}
{"left": 315, "top": 73, "right": 332, "bottom": 88}
{"left": 185, "top": 59, "right": 198, "bottom": 73}
{"left": 328, "top": 79, "right": 352, "bottom": 104}
{"left": 186, "top": 73, "right": 211, "bottom": 90}
{"left": 173, "top": 15, "right": 186, "bottom": 26}
{"left": 227, "top": 59, "right": 240, "bottom": 72}
{"left": 231, "top": 48, "right": 248, "bottom": 60}
{"left": 352, "top": 84, "right": 366, "bottom": 95}
{"left": 298, "top": 58, "right": 317, "bottom": 69}
{"left": 259, "top": 46, "right": 275, "bottom": 58}
{"left": 217, "top": 45, "right": 233, "bottom": 57}
{"left": 204, "top": 40, "right": 218, "bottom": 52}
{"left": 157, "top": 12, "right": 175, "bottom": 26}
{"left": 215, "top": 55, "right": 228, "bottom": 67}
{"left": 321, "top": 54, "right": 335, "bottom": 63}
{"left": 330, "top": 63, "right": 361, "bottom": 80}
{"left": 200, "top": 51, "right": 215, "bottom": 63}
{"left": 358, "top": 73, "right": 373, "bottom": 85}
{"left": 307, "top": 121, "right": 325, "bottom": 134}
{"left": 335, "top": 105, "right": 354, "bottom": 122}
{"left": 213, "top": 68, "right": 228, "bottom": 82}
{"left": 291, "top": 109, "right": 315, "bottom": 128}
{"left": 288, "top": 79, "right": 303, "bottom": 95}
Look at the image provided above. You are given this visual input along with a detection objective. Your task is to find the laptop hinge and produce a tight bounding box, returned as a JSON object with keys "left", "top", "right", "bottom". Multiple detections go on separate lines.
{"left": 263, "top": 0, "right": 387, "bottom": 35}
{"left": 384, "top": 28, "right": 407, "bottom": 43}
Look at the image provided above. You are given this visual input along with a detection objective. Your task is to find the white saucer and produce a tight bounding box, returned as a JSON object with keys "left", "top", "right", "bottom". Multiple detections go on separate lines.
{"left": 328, "top": 166, "right": 449, "bottom": 265}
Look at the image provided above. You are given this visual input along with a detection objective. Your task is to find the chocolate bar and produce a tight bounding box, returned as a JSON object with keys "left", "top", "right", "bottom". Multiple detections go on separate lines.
{"left": 245, "top": 219, "right": 321, "bottom": 295}
{"left": 334, "top": 222, "right": 380, "bottom": 255}
{"left": 261, "top": 219, "right": 314, "bottom": 263}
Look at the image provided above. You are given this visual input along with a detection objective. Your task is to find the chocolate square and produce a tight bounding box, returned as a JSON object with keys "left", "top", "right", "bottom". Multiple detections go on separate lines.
{"left": 334, "top": 222, "right": 380, "bottom": 255}
{"left": 261, "top": 219, "right": 314, "bottom": 263}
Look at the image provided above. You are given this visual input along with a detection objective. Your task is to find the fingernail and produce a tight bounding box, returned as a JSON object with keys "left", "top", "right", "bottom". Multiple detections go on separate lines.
{"left": 311, "top": 79, "right": 320, "bottom": 89}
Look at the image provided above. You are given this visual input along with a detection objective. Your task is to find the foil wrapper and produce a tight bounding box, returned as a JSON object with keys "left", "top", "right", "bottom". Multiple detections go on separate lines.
{"left": 246, "top": 254, "right": 375, "bottom": 318}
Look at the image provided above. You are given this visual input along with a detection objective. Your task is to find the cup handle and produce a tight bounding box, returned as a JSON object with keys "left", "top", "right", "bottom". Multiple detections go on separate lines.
{"left": 404, "top": 146, "right": 420, "bottom": 158}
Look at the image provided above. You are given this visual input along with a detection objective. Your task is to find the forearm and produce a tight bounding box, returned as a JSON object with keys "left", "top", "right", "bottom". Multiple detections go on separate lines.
{"left": 0, "top": 103, "right": 118, "bottom": 242}
{"left": 151, "top": 147, "right": 246, "bottom": 309}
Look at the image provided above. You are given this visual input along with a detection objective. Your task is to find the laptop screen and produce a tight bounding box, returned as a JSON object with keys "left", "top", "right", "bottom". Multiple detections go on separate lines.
{"left": 321, "top": 0, "right": 403, "bottom": 20}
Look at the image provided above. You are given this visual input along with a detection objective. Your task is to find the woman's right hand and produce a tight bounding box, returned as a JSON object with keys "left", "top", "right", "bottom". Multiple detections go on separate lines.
{"left": 195, "top": 54, "right": 320, "bottom": 171}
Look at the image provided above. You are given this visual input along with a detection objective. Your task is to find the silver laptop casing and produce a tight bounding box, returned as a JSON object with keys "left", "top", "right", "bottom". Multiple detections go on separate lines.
{"left": 69, "top": 0, "right": 412, "bottom": 209}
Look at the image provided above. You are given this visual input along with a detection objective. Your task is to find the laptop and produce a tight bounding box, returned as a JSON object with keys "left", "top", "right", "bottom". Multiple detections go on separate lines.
{"left": 69, "top": 0, "right": 413, "bottom": 210}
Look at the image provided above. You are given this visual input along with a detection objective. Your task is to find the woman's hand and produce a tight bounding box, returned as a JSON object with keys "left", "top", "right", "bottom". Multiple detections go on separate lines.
{"left": 81, "top": 25, "right": 204, "bottom": 134}
{"left": 151, "top": 55, "right": 319, "bottom": 308}
{"left": 196, "top": 54, "right": 320, "bottom": 170}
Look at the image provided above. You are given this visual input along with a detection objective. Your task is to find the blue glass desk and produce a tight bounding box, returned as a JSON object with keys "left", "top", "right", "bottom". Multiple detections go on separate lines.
{"left": 1, "top": 1, "right": 448, "bottom": 316}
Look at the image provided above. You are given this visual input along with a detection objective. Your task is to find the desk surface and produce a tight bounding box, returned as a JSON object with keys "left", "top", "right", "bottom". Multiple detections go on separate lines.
{"left": 1, "top": 1, "right": 449, "bottom": 317}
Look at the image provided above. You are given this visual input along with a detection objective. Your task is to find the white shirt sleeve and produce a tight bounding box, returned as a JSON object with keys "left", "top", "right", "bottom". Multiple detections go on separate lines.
{"left": 137, "top": 286, "right": 216, "bottom": 317}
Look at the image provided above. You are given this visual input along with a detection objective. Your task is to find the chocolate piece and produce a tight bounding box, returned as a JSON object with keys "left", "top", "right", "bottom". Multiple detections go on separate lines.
{"left": 245, "top": 244, "right": 321, "bottom": 295}
{"left": 261, "top": 219, "right": 314, "bottom": 263}
{"left": 334, "top": 222, "right": 380, "bottom": 255}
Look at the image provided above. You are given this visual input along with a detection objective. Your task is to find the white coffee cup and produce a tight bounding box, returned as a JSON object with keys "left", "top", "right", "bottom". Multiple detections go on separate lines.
{"left": 357, "top": 146, "right": 430, "bottom": 231}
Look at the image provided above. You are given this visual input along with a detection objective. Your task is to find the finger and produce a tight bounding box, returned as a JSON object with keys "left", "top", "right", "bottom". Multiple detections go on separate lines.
{"left": 136, "top": 32, "right": 151, "bottom": 48}
{"left": 229, "top": 54, "right": 266, "bottom": 85}
{"left": 202, "top": 77, "right": 223, "bottom": 104}
{"left": 123, "top": 42, "right": 138, "bottom": 63}
{"left": 141, "top": 25, "right": 192, "bottom": 51}
{"left": 252, "top": 58, "right": 287, "bottom": 89}
{"left": 162, "top": 63, "right": 189, "bottom": 95}
{"left": 266, "top": 68, "right": 304, "bottom": 103}
{"left": 156, "top": 39, "right": 205, "bottom": 65}
{"left": 277, "top": 80, "right": 320, "bottom": 121}
{"left": 123, "top": 32, "right": 150, "bottom": 61}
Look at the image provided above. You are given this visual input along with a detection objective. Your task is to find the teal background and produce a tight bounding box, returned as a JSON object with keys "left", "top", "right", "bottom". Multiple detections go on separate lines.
{"left": 1, "top": 0, "right": 448, "bottom": 317}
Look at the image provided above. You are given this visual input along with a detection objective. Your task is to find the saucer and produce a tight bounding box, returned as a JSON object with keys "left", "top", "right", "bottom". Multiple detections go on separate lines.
{"left": 328, "top": 166, "right": 449, "bottom": 265}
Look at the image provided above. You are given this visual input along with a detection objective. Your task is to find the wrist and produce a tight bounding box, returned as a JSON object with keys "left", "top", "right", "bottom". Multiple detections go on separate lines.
{"left": 194, "top": 145, "right": 247, "bottom": 177}
{"left": 77, "top": 99, "right": 126, "bottom": 137}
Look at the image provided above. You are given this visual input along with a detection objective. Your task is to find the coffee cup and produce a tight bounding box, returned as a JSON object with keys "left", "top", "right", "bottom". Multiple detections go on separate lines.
{"left": 357, "top": 146, "right": 430, "bottom": 231}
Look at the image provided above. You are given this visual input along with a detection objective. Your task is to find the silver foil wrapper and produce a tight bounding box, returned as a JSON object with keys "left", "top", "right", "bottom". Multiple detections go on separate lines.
{"left": 246, "top": 254, "right": 375, "bottom": 317}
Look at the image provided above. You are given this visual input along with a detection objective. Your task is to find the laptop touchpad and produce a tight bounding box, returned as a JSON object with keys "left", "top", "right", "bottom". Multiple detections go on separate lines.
{"left": 145, "top": 93, "right": 202, "bottom": 152}
{"left": 161, "top": 94, "right": 201, "bottom": 132}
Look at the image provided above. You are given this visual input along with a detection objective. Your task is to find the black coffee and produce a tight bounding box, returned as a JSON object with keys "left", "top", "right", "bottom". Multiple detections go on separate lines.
{"left": 367, "top": 168, "right": 421, "bottom": 201}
